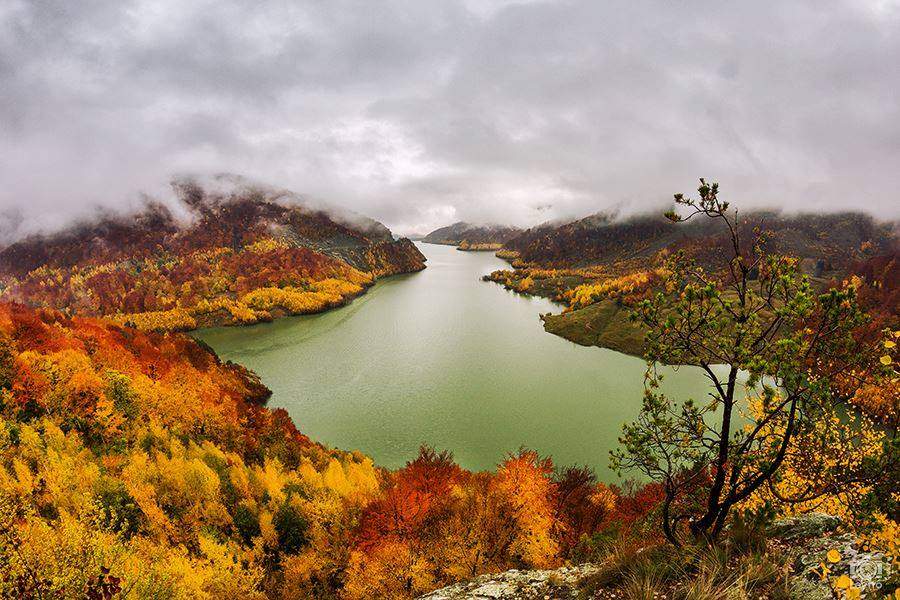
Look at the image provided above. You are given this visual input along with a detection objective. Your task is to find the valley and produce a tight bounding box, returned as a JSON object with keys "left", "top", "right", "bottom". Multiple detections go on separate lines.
{"left": 0, "top": 183, "right": 895, "bottom": 599}
{"left": 194, "top": 242, "right": 723, "bottom": 477}
{"left": 4, "top": 3, "right": 899, "bottom": 596}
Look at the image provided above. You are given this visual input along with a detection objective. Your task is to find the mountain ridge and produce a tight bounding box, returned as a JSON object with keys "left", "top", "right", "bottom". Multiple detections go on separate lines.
{"left": 0, "top": 175, "right": 426, "bottom": 330}
{"left": 422, "top": 221, "right": 523, "bottom": 249}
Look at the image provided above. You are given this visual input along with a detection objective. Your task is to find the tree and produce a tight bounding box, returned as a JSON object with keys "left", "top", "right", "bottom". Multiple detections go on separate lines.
{"left": 611, "top": 179, "right": 882, "bottom": 545}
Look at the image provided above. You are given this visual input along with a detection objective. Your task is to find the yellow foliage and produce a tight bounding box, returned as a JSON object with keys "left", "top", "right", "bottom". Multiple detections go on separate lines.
{"left": 193, "top": 297, "right": 259, "bottom": 324}
{"left": 112, "top": 308, "right": 197, "bottom": 332}
{"left": 493, "top": 453, "right": 559, "bottom": 568}
{"left": 567, "top": 270, "right": 661, "bottom": 308}
{"left": 244, "top": 238, "right": 289, "bottom": 254}
{"left": 742, "top": 395, "right": 898, "bottom": 556}
{"left": 343, "top": 542, "right": 436, "bottom": 600}
{"left": 242, "top": 283, "right": 359, "bottom": 315}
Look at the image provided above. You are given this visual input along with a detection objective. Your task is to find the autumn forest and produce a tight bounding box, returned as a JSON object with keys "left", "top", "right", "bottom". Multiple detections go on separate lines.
{"left": 0, "top": 174, "right": 894, "bottom": 599}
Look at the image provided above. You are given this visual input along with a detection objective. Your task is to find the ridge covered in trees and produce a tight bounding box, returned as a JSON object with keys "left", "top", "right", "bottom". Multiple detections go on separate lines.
{"left": 421, "top": 222, "right": 522, "bottom": 251}
{"left": 0, "top": 300, "right": 651, "bottom": 598}
{"left": 0, "top": 176, "right": 426, "bottom": 332}
{"left": 486, "top": 209, "right": 899, "bottom": 420}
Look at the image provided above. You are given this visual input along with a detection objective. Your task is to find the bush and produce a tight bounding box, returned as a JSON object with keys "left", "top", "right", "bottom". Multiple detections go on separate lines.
{"left": 274, "top": 503, "right": 308, "bottom": 554}
{"left": 728, "top": 504, "right": 775, "bottom": 555}
{"left": 233, "top": 504, "right": 261, "bottom": 546}
{"left": 95, "top": 484, "right": 143, "bottom": 539}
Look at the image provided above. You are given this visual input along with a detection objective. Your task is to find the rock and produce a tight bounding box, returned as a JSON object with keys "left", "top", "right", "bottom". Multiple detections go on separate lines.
{"left": 776, "top": 516, "right": 891, "bottom": 599}
{"left": 770, "top": 512, "right": 842, "bottom": 541}
{"left": 789, "top": 577, "right": 833, "bottom": 600}
{"left": 417, "top": 564, "right": 600, "bottom": 600}
{"left": 422, "top": 514, "right": 890, "bottom": 600}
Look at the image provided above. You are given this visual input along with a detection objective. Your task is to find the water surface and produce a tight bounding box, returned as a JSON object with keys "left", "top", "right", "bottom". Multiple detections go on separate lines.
{"left": 195, "top": 242, "right": 720, "bottom": 480}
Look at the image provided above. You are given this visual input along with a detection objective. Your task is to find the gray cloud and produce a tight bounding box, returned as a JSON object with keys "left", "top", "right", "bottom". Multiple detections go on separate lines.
{"left": 1, "top": 0, "right": 898, "bottom": 240}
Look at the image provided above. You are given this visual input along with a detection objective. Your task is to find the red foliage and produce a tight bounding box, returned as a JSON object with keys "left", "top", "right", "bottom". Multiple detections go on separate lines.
{"left": 609, "top": 481, "right": 666, "bottom": 529}
{"left": 0, "top": 301, "right": 316, "bottom": 464}
{"left": 554, "top": 466, "right": 610, "bottom": 553}
{"left": 852, "top": 250, "right": 900, "bottom": 322}
{"left": 355, "top": 446, "right": 463, "bottom": 551}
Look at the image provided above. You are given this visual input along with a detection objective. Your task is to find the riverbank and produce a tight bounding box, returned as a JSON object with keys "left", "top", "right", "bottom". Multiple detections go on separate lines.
{"left": 541, "top": 299, "right": 647, "bottom": 356}
{"left": 482, "top": 255, "right": 649, "bottom": 358}
{"left": 110, "top": 238, "right": 426, "bottom": 332}
{"left": 0, "top": 178, "right": 427, "bottom": 334}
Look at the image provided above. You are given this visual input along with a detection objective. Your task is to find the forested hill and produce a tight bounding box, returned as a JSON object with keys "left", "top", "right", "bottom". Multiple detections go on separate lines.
{"left": 502, "top": 210, "right": 896, "bottom": 275}
{"left": 486, "top": 209, "right": 897, "bottom": 372}
{"left": 0, "top": 175, "right": 426, "bottom": 330}
{"left": 422, "top": 222, "right": 522, "bottom": 249}
{"left": 0, "top": 299, "right": 643, "bottom": 598}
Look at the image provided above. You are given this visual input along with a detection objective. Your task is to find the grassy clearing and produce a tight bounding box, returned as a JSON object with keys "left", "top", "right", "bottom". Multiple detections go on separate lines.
{"left": 542, "top": 299, "right": 647, "bottom": 357}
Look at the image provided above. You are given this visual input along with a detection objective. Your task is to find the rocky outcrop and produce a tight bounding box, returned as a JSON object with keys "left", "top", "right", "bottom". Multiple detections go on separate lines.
{"left": 418, "top": 564, "right": 601, "bottom": 600}
{"left": 775, "top": 514, "right": 892, "bottom": 599}
{"left": 417, "top": 514, "right": 893, "bottom": 600}
{"left": 769, "top": 513, "right": 842, "bottom": 541}
{"left": 333, "top": 237, "right": 426, "bottom": 275}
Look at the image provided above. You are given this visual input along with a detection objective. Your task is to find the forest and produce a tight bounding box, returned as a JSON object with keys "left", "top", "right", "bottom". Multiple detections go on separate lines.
{"left": 0, "top": 179, "right": 426, "bottom": 333}
{"left": 0, "top": 301, "right": 666, "bottom": 598}
{"left": 485, "top": 209, "right": 899, "bottom": 429}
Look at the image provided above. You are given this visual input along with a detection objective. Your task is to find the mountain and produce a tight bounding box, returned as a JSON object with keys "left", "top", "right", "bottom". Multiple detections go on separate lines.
{"left": 422, "top": 221, "right": 522, "bottom": 250}
{"left": 0, "top": 175, "right": 426, "bottom": 330}
{"left": 503, "top": 210, "right": 895, "bottom": 274}
{"left": 488, "top": 210, "right": 897, "bottom": 358}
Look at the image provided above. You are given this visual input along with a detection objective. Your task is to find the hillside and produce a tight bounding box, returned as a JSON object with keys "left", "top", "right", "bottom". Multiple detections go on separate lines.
{"left": 0, "top": 221, "right": 895, "bottom": 598}
{"left": 422, "top": 222, "right": 522, "bottom": 250}
{"left": 0, "top": 300, "right": 642, "bottom": 598}
{"left": 0, "top": 176, "right": 426, "bottom": 331}
{"left": 488, "top": 211, "right": 897, "bottom": 354}
{"left": 503, "top": 210, "right": 894, "bottom": 273}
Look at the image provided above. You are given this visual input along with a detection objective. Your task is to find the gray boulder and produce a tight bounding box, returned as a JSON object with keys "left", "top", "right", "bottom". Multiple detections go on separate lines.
{"left": 773, "top": 514, "right": 890, "bottom": 599}
{"left": 417, "top": 564, "right": 600, "bottom": 600}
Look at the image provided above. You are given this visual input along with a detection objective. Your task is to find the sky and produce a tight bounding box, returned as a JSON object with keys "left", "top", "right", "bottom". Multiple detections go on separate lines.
{"left": 1, "top": 0, "right": 898, "bottom": 239}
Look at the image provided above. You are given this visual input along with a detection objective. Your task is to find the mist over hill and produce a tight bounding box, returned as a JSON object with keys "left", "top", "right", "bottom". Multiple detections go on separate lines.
{"left": 421, "top": 222, "right": 523, "bottom": 247}
{"left": 501, "top": 209, "right": 897, "bottom": 274}
{"left": 0, "top": 175, "right": 425, "bottom": 330}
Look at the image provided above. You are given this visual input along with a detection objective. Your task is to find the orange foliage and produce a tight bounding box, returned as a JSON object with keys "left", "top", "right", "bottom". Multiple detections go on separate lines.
{"left": 0, "top": 302, "right": 311, "bottom": 461}
{"left": 1, "top": 242, "right": 372, "bottom": 332}
{"left": 0, "top": 301, "right": 628, "bottom": 599}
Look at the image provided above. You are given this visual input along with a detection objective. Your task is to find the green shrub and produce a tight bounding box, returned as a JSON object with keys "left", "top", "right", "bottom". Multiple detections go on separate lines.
{"left": 273, "top": 503, "right": 308, "bottom": 554}
{"left": 95, "top": 483, "right": 143, "bottom": 539}
{"left": 233, "top": 504, "right": 261, "bottom": 545}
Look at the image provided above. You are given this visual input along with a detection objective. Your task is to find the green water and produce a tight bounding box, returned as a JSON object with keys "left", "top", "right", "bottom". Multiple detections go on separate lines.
{"left": 194, "top": 242, "right": 722, "bottom": 480}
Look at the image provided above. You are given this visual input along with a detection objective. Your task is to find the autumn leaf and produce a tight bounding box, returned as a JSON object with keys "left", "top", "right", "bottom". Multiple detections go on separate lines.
{"left": 834, "top": 574, "right": 853, "bottom": 589}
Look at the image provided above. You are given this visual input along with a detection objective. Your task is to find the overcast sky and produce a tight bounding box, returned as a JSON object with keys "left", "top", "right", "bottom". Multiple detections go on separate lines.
{"left": 1, "top": 0, "right": 898, "bottom": 239}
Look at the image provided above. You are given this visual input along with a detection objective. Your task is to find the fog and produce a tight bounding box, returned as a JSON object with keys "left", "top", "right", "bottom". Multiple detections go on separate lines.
{"left": 1, "top": 0, "right": 898, "bottom": 241}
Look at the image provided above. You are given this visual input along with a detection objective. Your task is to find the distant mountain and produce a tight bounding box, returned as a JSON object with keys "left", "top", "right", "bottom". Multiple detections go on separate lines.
{"left": 0, "top": 175, "right": 426, "bottom": 330}
{"left": 422, "top": 222, "right": 523, "bottom": 248}
{"left": 503, "top": 210, "right": 896, "bottom": 275}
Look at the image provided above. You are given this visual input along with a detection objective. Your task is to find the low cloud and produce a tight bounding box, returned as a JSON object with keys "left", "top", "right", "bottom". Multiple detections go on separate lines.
{"left": 1, "top": 0, "right": 898, "bottom": 240}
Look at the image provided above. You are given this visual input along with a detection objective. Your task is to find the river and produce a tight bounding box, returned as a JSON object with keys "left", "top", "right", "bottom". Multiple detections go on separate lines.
{"left": 194, "top": 242, "right": 721, "bottom": 480}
